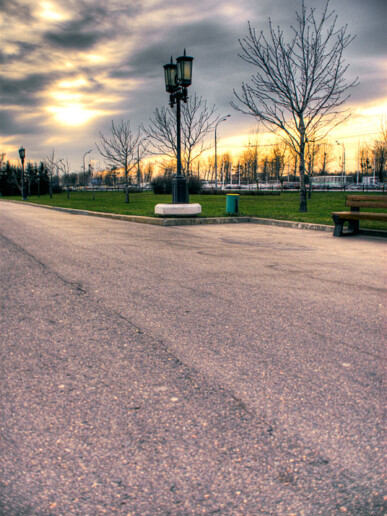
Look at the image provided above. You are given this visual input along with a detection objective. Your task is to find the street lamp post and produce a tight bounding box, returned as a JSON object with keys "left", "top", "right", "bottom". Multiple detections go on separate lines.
{"left": 336, "top": 141, "right": 345, "bottom": 187}
{"left": 373, "top": 141, "right": 382, "bottom": 186}
{"left": 163, "top": 49, "right": 194, "bottom": 204}
{"left": 18, "top": 147, "right": 26, "bottom": 200}
{"left": 89, "top": 163, "right": 95, "bottom": 200}
{"left": 137, "top": 137, "right": 149, "bottom": 187}
{"left": 214, "top": 115, "right": 230, "bottom": 190}
{"left": 83, "top": 149, "right": 92, "bottom": 188}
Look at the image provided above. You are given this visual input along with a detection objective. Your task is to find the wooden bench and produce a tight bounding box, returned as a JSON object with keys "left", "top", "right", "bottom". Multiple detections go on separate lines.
{"left": 332, "top": 195, "right": 387, "bottom": 236}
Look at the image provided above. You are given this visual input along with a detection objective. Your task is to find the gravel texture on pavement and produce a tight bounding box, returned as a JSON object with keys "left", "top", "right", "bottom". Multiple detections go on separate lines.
{"left": 0, "top": 201, "right": 386, "bottom": 515}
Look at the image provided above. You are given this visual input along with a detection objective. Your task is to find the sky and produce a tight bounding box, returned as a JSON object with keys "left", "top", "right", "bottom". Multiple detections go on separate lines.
{"left": 1, "top": 0, "right": 386, "bottom": 173}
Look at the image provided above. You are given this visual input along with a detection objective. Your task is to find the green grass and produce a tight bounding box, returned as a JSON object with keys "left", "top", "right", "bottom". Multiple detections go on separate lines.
{"left": 4, "top": 190, "right": 387, "bottom": 230}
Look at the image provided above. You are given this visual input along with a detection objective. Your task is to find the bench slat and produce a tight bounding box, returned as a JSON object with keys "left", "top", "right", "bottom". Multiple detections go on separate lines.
{"left": 346, "top": 195, "right": 387, "bottom": 202}
{"left": 346, "top": 200, "right": 387, "bottom": 209}
{"left": 332, "top": 211, "right": 387, "bottom": 222}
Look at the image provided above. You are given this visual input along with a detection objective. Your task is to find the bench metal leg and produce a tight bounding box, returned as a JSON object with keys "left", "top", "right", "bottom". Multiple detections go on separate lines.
{"left": 332, "top": 215, "right": 344, "bottom": 237}
{"left": 332, "top": 215, "right": 360, "bottom": 237}
{"left": 348, "top": 219, "right": 360, "bottom": 234}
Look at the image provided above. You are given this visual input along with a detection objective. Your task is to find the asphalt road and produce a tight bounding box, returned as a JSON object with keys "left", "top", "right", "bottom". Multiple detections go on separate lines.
{"left": 0, "top": 201, "right": 385, "bottom": 515}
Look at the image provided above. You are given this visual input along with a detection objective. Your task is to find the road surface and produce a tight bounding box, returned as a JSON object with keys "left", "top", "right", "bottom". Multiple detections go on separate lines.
{"left": 0, "top": 201, "right": 385, "bottom": 515}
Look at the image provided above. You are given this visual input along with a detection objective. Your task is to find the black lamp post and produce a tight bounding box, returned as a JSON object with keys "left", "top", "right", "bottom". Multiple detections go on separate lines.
{"left": 336, "top": 141, "right": 345, "bottom": 187}
{"left": 214, "top": 115, "right": 230, "bottom": 190}
{"left": 83, "top": 149, "right": 92, "bottom": 188}
{"left": 18, "top": 147, "right": 26, "bottom": 200}
{"left": 164, "top": 49, "right": 193, "bottom": 203}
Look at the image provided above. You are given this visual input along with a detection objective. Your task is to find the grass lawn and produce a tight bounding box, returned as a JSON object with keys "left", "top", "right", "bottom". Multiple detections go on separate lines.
{"left": 4, "top": 190, "right": 387, "bottom": 230}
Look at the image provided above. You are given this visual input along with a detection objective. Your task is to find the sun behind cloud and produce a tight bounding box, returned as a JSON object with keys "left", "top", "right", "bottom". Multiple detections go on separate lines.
{"left": 46, "top": 104, "right": 101, "bottom": 126}
{"left": 37, "top": 1, "right": 71, "bottom": 22}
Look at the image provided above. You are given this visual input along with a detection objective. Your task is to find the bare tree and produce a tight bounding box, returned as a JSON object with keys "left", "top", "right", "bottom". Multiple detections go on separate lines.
{"left": 239, "top": 126, "right": 261, "bottom": 184}
{"left": 45, "top": 149, "right": 61, "bottom": 199}
{"left": 314, "top": 141, "right": 334, "bottom": 175}
{"left": 359, "top": 145, "right": 373, "bottom": 177}
{"left": 5, "top": 151, "right": 24, "bottom": 197}
{"left": 373, "top": 116, "right": 387, "bottom": 183}
{"left": 145, "top": 93, "right": 218, "bottom": 177}
{"left": 232, "top": 0, "right": 358, "bottom": 211}
{"left": 214, "top": 153, "right": 233, "bottom": 185}
{"left": 58, "top": 158, "right": 71, "bottom": 199}
{"left": 96, "top": 120, "right": 144, "bottom": 203}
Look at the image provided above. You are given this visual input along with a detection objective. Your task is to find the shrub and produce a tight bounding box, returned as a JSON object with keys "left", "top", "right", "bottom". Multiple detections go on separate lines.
{"left": 188, "top": 176, "right": 202, "bottom": 194}
{"left": 151, "top": 176, "right": 202, "bottom": 195}
{"left": 52, "top": 183, "right": 63, "bottom": 194}
{"left": 151, "top": 176, "right": 172, "bottom": 194}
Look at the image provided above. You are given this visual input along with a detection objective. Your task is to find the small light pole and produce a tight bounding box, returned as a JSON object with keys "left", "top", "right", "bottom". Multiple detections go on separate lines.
{"left": 336, "top": 141, "right": 345, "bottom": 187}
{"left": 214, "top": 115, "right": 230, "bottom": 190}
{"left": 83, "top": 149, "right": 92, "bottom": 189}
{"left": 163, "top": 50, "right": 194, "bottom": 203}
{"left": 137, "top": 137, "right": 149, "bottom": 187}
{"left": 18, "top": 147, "right": 26, "bottom": 200}
{"left": 373, "top": 141, "right": 381, "bottom": 186}
{"left": 89, "top": 163, "right": 95, "bottom": 200}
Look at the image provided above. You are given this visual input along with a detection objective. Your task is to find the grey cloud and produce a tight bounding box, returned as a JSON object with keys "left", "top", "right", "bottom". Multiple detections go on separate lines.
{"left": 109, "top": 69, "right": 136, "bottom": 79}
{"left": 124, "top": 20, "right": 240, "bottom": 81}
{"left": 351, "top": 79, "right": 386, "bottom": 105}
{"left": 0, "top": 0, "right": 33, "bottom": 21}
{"left": 0, "top": 42, "right": 38, "bottom": 65}
{"left": 42, "top": 0, "right": 140, "bottom": 51}
{"left": 172, "top": 19, "right": 237, "bottom": 54}
{"left": 244, "top": 0, "right": 387, "bottom": 59}
{"left": 1, "top": 0, "right": 385, "bottom": 166}
{"left": 42, "top": 3, "right": 111, "bottom": 50}
{"left": 44, "top": 29, "right": 101, "bottom": 50}
{"left": 0, "top": 110, "right": 40, "bottom": 136}
{"left": 73, "top": 0, "right": 140, "bottom": 26}
{"left": 124, "top": 41, "right": 183, "bottom": 80}
{"left": 0, "top": 74, "right": 59, "bottom": 106}
{"left": 349, "top": 63, "right": 386, "bottom": 104}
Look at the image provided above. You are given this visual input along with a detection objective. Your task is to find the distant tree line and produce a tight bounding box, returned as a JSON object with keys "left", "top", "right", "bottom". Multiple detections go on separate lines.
{"left": 0, "top": 161, "right": 51, "bottom": 197}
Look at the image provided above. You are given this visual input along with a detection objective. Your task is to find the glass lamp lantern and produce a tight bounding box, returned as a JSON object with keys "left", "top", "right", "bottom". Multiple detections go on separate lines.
{"left": 176, "top": 49, "right": 193, "bottom": 87}
{"left": 19, "top": 147, "right": 25, "bottom": 160}
{"left": 163, "top": 59, "right": 177, "bottom": 93}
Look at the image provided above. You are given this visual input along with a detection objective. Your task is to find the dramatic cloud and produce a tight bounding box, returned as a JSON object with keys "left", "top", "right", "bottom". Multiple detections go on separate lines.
{"left": 0, "top": 74, "right": 60, "bottom": 104}
{"left": 44, "top": 29, "right": 101, "bottom": 50}
{"left": 1, "top": 0, "right": 386, "bottom": 170}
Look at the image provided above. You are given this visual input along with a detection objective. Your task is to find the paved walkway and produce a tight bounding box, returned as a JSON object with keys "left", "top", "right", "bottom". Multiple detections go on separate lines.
{"left": 1, "top": 202, "right": 386, "bottom": 515}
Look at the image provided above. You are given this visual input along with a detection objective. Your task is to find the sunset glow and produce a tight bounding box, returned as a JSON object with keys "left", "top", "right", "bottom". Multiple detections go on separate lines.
{"left": 0, "top": 0, "right": 385, "bottom": 171}
{"left": 36, "top": 1, "right": 71, "bottom": 22}
{"left": 46, "top": 104, "right": 103, "bottom": 126}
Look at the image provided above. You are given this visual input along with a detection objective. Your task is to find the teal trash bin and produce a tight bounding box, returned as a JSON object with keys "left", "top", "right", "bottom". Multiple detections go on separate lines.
{"left": 226, "top": 194, "right": 239, "bottom": 214}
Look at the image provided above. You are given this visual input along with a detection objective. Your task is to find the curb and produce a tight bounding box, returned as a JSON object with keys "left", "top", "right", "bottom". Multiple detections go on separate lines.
{"left": 3, "top": 199, "right": 386, "bottom": 237}
{"left": 0, "top": 200, "right": 164, "bottom": 226}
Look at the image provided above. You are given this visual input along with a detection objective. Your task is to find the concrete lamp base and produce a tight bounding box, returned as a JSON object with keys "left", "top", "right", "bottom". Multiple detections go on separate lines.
{"left": 155, "top": 203, "right": 202, "bottom": 217}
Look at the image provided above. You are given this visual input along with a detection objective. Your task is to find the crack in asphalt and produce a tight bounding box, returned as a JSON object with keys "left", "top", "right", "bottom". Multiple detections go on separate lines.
{"left": 0, "top": 233, "right": 86, "bottom": 295}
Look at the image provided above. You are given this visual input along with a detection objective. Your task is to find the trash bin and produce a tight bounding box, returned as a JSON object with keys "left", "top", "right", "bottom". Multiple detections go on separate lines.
{"left": 226, "top": 193, "right": 239, "bottom": 214}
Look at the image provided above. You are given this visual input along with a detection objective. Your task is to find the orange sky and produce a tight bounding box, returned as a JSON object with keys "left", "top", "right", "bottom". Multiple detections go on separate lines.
{"left": 1, "top": 0, "right": 386, "bottom": 173}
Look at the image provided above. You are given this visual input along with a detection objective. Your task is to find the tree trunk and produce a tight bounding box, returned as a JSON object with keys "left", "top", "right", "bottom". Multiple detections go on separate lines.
{"left": 298, "top": 121, "right": 308, "bottom": 212}
{"left": 299, "top": 145, "right": 307, "bottom": 212}
{"left": 308, "top": 183, "right": 312, "bottom": 199}
{"left": 378, "top": 151, "right": 385, "bottom": 183}
{"left": 125, "top": 169, "right": 129, "bottom": 203}
{"left": 300, "top": 185, "right": 307, "bottom": 211}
